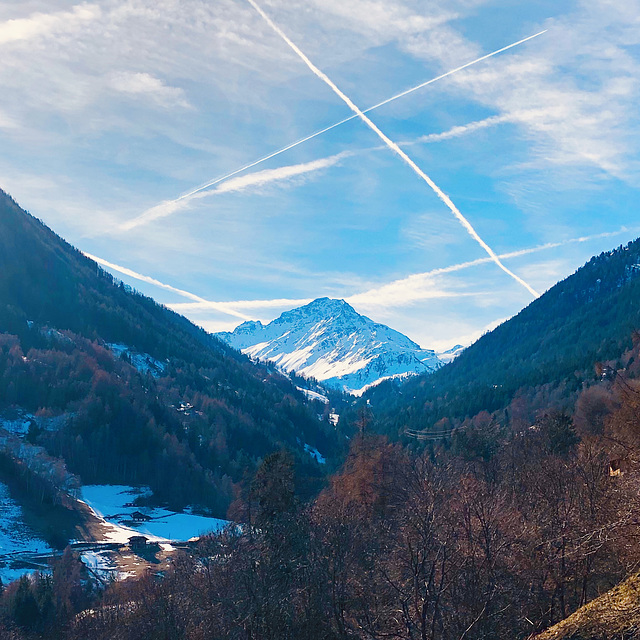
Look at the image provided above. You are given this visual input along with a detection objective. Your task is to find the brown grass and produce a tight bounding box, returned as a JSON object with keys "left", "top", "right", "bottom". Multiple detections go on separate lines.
{"left": 535, "top": 573, "right": 640, "bottom": 639}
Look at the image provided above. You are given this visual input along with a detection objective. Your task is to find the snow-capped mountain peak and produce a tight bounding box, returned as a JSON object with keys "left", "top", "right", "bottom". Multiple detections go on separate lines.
{"left": 216, "top": 298, "right": 443, "bottom": 394}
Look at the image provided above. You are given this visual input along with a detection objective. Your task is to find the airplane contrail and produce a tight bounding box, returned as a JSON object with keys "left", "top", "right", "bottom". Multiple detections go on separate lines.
{"left": 84, "top": 252, "right": 252, "bottom": 321}
{"left": 122, "top": 152, "right": 350, "bottom": 229}
{"left": 125, "top": 28, "right": 546, "bottom": 230}
{"left": 245, "top": 0, "right": 540, "bottom": 298}
{"left": 86, "top": 227, "right": 634, "bottom": 319}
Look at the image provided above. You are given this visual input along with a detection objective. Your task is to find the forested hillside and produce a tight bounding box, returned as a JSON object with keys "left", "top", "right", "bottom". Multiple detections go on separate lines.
{"left": 368, "top": 238, "right": 640, "bottom": 436}
{"left": 5, "top": 356, "right": 640, "bottom": 640}
{"left": 0, "top": 189, "right": 339, "bottom": 514}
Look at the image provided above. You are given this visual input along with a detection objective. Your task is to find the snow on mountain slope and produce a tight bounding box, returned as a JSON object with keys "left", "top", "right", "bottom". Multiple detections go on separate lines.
{"left": 217, "top": 298, "right": 443, "bottom": 394}
{"left": 436, "top": 344, "right": 465, "bottom": 364}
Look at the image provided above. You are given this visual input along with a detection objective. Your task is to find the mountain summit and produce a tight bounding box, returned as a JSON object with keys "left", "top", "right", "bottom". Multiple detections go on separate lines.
{"left": 217, "top": 298, "right": 443, "bottom": 394}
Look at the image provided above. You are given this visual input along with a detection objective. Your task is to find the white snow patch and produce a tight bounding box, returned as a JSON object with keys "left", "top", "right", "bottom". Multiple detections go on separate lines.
{"left": 0, "top": 416, "right": 32, "bottom": 436}
{"left": 435, "top": 344, "right": 465, "bottom": 364}
{"left": 296, "top": 386, "right": 329, "bottom": 404}
{"left": 106, "top": 343, "right": 167, "bottom": 377}
{"left": 349, "top": 372, "right": 415, "bottom": 396}
{"left": 0, "top": 481, "right": 53, "bottom": 583}
{"left": 80, "top": 550, "right": 121, "bottom": 581}
{"left": 303, "top": 444, "right": 326, "bottom": 464}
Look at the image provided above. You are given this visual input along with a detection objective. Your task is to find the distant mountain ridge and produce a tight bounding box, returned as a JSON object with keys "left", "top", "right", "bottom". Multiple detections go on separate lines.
{"left": 217, "top": 298, "right": 443, "bottom": 394}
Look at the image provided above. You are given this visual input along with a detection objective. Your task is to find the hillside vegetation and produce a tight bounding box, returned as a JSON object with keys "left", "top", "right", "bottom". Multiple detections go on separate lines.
{"left": 535, "top": 571, "right": 640, "bottom": 639}
{"left": 0, "top": 189, "right": 338, "bottom": 514}
{"left": 369, "top": 238, "right": 640, "bottom": 436}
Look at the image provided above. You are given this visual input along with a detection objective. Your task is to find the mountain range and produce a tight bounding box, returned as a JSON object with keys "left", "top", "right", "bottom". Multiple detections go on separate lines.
{"left": 217, "top": 298, "right": 445, "bottom": 394}
{"left": 3, "top": 189, "right": 640, "bottom": 639}
{"left": 3, "top": 183, "right": 640, "bottom": 516}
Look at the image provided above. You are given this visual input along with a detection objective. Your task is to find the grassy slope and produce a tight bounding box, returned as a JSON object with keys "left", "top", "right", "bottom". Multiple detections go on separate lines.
{"left": 535, "top": 572, "right": 640, "bottom": 639}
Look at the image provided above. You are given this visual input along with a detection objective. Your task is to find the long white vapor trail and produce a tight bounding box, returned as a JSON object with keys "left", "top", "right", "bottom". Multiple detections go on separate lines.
{"left": 122, "top": 152, "right": 349, "bottom": 230}
{"left": 86, "top": 227, "right": 633, "bottom": 320}
{"left": 84, "top": 252, "right": 252, "bottom": 321}
{"left": 126, "top": 28, "right": 545, "bottom": 230}
{"left": 246, "top": 0, "right": 539, "bottom": 298}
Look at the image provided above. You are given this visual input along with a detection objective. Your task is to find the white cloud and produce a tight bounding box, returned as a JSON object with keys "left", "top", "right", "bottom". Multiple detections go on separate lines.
{"left": 0, "top": 4, "right": 101, "bottom": 45}
{"left": 84, "top": 252, "right": 252, "bottom": 321}
{"left": 108, "top": 72, "right": 191, "bottom": 108}
{"left": 404, "top": 114, "right": 513, "bottom": 145}
{"left": 0, "top": 110, "right": 18, "bottom": 130}
{"left": 122, "top": 151, "right": 350, "bottom": 230}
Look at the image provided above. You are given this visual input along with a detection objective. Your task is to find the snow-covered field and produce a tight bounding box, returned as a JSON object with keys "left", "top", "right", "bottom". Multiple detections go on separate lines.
{"left": 0, "top": 481, "right": 52, "bottom": 583}
{"left": 80, "top": 550, "right": 121, "bottom": 582}
{"left": 80, "top": 485, "right": 228, "bottom": 543}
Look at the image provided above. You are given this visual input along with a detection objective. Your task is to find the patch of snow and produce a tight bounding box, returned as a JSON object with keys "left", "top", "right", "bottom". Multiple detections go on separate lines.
{"left": 80, "top": 485, "right": 228, "bottom": 543}
{"left": 303, "top": 444, "right": 326, "bottom": 464}
{"left": 0, "top": 409, "right": 70, "bottom": 438}
{"left": 296, "top": 386, "right": 329, "bottom": 404}
{"left": 350, "top": 372, "right": 415, "bottom": 396}
{"left": 0, "top": 482, "right": 53, "bottom": 583}
{"left": 0, "top": 416, "right": 32, "bottom": 436}
{"left": 80, "top": 550, "right": 120, "bottom": 581}
{"left": 328, "top": 413, "right": 339, "bottom": 426}
{"left": 106, "top": 343, "right": 167, "bottom": 378}
{"left": 436, "top": 344, "right": 465, "bottom": 364}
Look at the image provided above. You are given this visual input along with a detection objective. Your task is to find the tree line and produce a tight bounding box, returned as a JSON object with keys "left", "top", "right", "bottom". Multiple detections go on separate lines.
{"left": 4, "top": 356, "right": 640, "bottom": 639}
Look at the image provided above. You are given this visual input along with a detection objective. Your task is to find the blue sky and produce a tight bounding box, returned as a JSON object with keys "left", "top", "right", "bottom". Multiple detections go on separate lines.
{"left": 1, "top": 0, "right": 639, "bottom": 350}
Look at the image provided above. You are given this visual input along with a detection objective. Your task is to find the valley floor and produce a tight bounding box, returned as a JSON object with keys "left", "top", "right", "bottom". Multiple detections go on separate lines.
{"left": 0, "top": 481, "right": 228, "bottom": 585}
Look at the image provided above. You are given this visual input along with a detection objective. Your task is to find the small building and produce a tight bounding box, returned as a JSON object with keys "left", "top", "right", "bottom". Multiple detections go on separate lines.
{"left": 131, "top": 510, "right": 151, "bottom": 522}
{"left": 609, "top": 458, "right": 628, "bottom": 477}
{"left": 128, "top": 535, "right": 148, "bottom": 551}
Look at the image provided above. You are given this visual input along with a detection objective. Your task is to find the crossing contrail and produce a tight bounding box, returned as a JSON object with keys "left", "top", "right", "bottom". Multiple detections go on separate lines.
{"left": 125, "top": 28, "right": 546, "bottom": 230}
{"left": 246, "top": 0, "right": 539, "bottom": 298}
{"left": 89, "top": 227, "right": 632, "bottom": 318}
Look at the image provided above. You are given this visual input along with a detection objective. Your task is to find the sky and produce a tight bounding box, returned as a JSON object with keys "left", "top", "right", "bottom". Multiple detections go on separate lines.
{"left": 1, "top": 0, "right": 640, "bottom": 351}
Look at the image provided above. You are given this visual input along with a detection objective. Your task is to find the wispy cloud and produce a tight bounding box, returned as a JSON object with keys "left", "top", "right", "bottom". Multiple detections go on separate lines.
{"left": 402, "top": 114, "right": 514, "bottom": 145}
{"left": 122, "top": 151, "right": 350, "bottom": 230}
{"left": 0, "top": 4, "right": 101, "bottom": 45}
{"left": 126, "top": 29, "right": 545, "bottom": 230}
{"left": 245, "top": 0, "right": 539, "bottom": 298}
{"left": 348, "top": 227, "right": 636, "bottom": 307}
{"left": 413, "top": 6, "right": 640, "bottom": 183}
{"left": 156, "top": 229, "right": 632, "bottom": 315}
{"left": 171, "top": 298, "right": 314, "bottom": 313}
{"left": 0, "top": 110, "right": 18, "bottom": 130}
{"left": 108, "top": 72, "right": 191, "bottom": 109}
